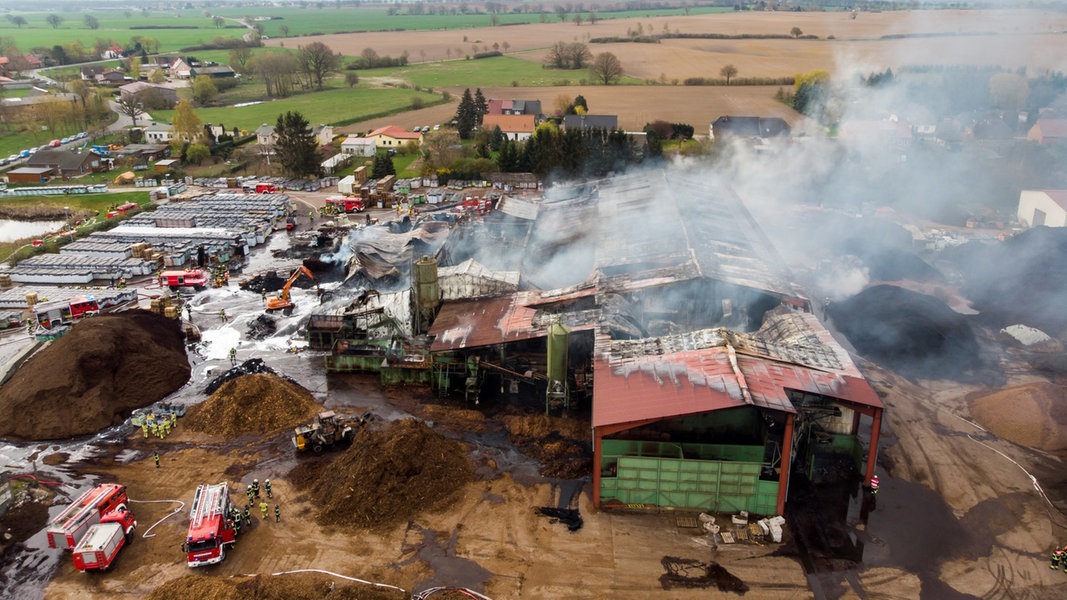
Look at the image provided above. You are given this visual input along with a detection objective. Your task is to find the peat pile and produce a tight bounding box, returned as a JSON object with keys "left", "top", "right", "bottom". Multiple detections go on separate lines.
{"left": 942, "top": 227, "right": 1067, "bottom": 335}
{"left": 502, "top": 414, "right": 592, "bottom": 479}
{"left": 204, "top": 358, "right": 290, "bottom": 394}
{"left": 291, "top": 419, "right": 472, "bottom": 530}
{"left": 969, "top": 382, "right": 1067, "bottom": 451}
{"left": 0, "top": 311, "right": 189, "bottom": 440}
{"left": 828, "top": 284, "right": 981, "bottom": 380}
{"left": 146, "top": 572, "right": 404, "bottom": 600}
{"left": 185, "top": 373, "right": 319, "bottom": 437}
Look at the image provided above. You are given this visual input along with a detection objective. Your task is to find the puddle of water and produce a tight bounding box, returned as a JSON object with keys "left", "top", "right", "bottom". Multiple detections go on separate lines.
{"left": 404, "top": 524, "right": 495, "bottom": 593}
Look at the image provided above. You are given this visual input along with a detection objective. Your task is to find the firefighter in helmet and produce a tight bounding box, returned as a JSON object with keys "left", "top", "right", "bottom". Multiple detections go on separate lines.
{"left": 264, "top": 479, "right": 272, "bottom": 498}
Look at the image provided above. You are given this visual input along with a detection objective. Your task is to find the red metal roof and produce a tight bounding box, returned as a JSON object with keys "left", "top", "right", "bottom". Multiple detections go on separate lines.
{"left": 428, "top": 290, "right": 596, "bottom": 351}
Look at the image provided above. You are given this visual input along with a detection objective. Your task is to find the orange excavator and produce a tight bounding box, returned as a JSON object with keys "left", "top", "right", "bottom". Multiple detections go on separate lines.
{"left": 265, "top": 266, "right": 317, "bottom": 315}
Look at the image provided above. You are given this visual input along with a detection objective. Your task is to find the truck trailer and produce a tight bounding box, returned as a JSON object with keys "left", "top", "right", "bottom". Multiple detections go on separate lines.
{"left": 47, "top": 483, "right": 130, "bottom": 550}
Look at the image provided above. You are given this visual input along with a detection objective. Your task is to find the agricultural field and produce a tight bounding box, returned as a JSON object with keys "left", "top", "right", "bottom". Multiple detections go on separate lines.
{"left": 370, "top": 55, "right": 643, "bottom": 89}
{"left": 150, "top": 86, "right": 443, "bottom": 132}
{"left": 0, "top": 12, "right": 247, "bottom": 54}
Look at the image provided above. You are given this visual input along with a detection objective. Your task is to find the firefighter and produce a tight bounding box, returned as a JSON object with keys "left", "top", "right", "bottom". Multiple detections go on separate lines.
{"left": 252, "top": 479, "right": 260, "bottom": 498}
{"left": 870, "top": 474, "right": 880, "bottom": 495}
{"left": 246, "top": 485, "right": 254, "bottom": 505}
{"left": 260, "top": 501, "right": 268, "bottom": 519}
{"left": 141, "top": 423, "right": 148, "bottom": 438}
{"left": 1052, "top": 546, "right": 1062, "bottom": 570}
{"left": 274, "top": 504, "right": 281, "bottom": 523}
{"left": 150, "top": 422, "right": 158, "bottom": 438}
{"left": 153, "top": 451, "right": 160, "bottom": 468}
{"left": 229, "top": 347, "right": 238, "bottom": 366}
{"left": 264, "top": 479, "right": 272, "bottom": 499}
{"left": 242, "top": 506, "right": 251, "bottom": 526}
{"left": 162, "top": 420, "right": 170, "bottom": 438}
{"left": 170, "top": 412, "right": 177, "bottom": 427}
{"left": 233, "top": 518, "right": 241, "bottom": 536}
{"left": 219, "top": 308, "right": 227, "bottom": 322}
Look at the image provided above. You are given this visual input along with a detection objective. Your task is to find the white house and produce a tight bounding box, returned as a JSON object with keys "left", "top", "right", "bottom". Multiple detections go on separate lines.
{"left": 143, "top": 122, "right": 173, "bottom": 144}
{"left": 1018, "top": 190, "right": 1067, "bottom": 228}
{"left": 341, "top": 136, "right": 376, "bottom": 157}
{"left": 170, "top": 58, "right": 193, "bottom": 80}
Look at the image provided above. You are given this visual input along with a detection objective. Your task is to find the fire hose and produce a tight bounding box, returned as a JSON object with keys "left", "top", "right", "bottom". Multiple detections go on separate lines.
{"left": 127, "top": 498, "right": 185, "bottom": 538}
{"left": 7, "top": 473, "right": 63, "bottom": 486}
{"left": 251, "top": 569, "right": 407, "bottom": 594}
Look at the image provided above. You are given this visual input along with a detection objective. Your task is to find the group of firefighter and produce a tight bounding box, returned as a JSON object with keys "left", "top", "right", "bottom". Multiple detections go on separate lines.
{"left": 227, "top": 478, "right": 280, "bottom": 538}
{"left": 141, "top": 412, "right": 177, "bottom": 439}
{"left": 1051, "top": 547, "right": 1067, "bottom": 572}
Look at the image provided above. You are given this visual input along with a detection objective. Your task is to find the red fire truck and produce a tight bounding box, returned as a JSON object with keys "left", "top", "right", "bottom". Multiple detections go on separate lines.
{"left": 325, "top": 196, "right": 365, "bottom": 213}
{"left": 34, "top": 295, "right": 101, "bottom": 329}
{"left": 71, "top": 505, "right": 137, "bottom": 572}
{"left": 159, "top": 269, "right": 209, "bottom": 291}
{"left": 186, "top": 483, "right": 237, "bottom": 567}
{"left": 47, "top": 483, "right": 130, "bottom": 550}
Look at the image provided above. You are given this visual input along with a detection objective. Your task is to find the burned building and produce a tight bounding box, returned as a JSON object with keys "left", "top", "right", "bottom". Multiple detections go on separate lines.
{"left": 312, "top": 170, "right": 883, "bottom": 516}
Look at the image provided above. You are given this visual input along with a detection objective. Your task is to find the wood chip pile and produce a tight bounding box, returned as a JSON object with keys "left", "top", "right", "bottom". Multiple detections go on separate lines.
{"left": 184, "top": 373, "right": 320, "bottom": 437}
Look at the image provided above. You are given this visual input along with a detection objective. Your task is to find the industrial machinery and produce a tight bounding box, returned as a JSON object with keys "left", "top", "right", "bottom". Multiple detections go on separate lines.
{"left": 292, "top": 410, "right": 370, "bottom": 453}
{"left": 265, "top": 265, "right": 317, "bottom": 315}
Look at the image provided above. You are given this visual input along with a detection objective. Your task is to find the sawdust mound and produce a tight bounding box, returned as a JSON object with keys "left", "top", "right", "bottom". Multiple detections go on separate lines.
{"left": 502, "top": 414, "right": 592, "bottom": 479}
{"left": 829, "top": 284, "right": 981, "bottom": 380}
{"left": 970, "top": 382, "right": 1067, "bottom": 451}
{"left": 0, "top": 310, "right": 189, "bottom": 440}
{"left": 146, "top": 572, "right": 403, "bottom": 600}
{"left": 185, "top": 373, "right": 319, "bottom": 437}
{"left": 298, "top": 419, "right": 472, "bottom": 530}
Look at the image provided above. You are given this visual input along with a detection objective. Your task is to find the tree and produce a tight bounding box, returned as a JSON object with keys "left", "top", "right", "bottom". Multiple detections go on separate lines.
{"left": 790, "top": 27, "right": 803, "bottom": 39}
{"left": 115, "top": 93, "right": 144, "bottom": 127}
{"left": 298, "top": 41, "right": 340, "bottom": 90}
{"left": 280, "top": 25, "right": 290, "bottom": 36}
{"left": 371, "top": 152, "right": 396, "bottom": 178}
{"left": 171, "top": 99, "right": 203, "bottom": 147}
{"left": 128, "top": 57, "right": 141, "bottom": 81}
{"left": 421, "top": 130, "right": 463, "bottom": 171}
{"left": 149, "top": 69, "right": 166, "bottom": 84}
{"left": 213, "top": 16, "right": 225, "bottom": 29}
{"left": 275, "top": 111, "right": 321, "bottom": 177}
{"left": 455, "top": 88, "right": 477, "bottom": 140}
{"left": 251, "top": 53, "right": 298, "bottom": 97}
{"left": 345, "top": 72, "right": 359, "bottom": 87}
{"left": 720, "top": 64, "right": 738, "bottom": 85}
{"left": 474, "top": 88, "right": 488, "bottom": 125}
{"left": 229, "top": 45, "right": 252, "bottom": 75}
{"left": 84, "top": 15, "right": 100, "bottom": 30}
{"left": 556, "top": 5, "right": 569, "bottom": 22}
{"left": 186, "top": 143, "right": 211, "bottom": 165}
{"left": 590, "top": 53, "right": 623, "bottom": 85}
{"left": 46, "top": 14, "right": 63, "bottom": 29}
{"left": 10, "top": 16, "right": 27, "bottom": 28}
{"left": 191, "top": 75, "right": 218, "bottom": 105}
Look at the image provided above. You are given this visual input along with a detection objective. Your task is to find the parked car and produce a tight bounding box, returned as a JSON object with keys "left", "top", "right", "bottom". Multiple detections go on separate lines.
{"left": 61, "top": 137, "right": 71, "bottom": 144}
{"left": 48, "top": 139, "right": 62, "bottom": 147}
{"left": 19, "top": 150, "right": 30, "bottom": 158}
{"left": 433, "top": 124, "right": 441, "bottom": 131}
{"left": 8, "top": 154, "right": 18, "bottom": 162}
{"left": 75, "top": 132, "right": 87, "bottom": 139}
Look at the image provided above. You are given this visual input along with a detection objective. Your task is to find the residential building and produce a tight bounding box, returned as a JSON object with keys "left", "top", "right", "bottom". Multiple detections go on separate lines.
{"left": 1018, "top": 190, "right": 1067, "bottom": 227}
{"left": 341, "top": 136, "right": 377, "bottom": 157}
{"left": 95, "top": 70, "right": 127, "bottom": 85}
{"left": 118, "top": 82, "right": 178, "bottom": 109}
{"left": 481, "top": 114, "right": 535, "bottom": 141}
{"left": 170, "top": 58, "right": 193, "bottom": 80}
{"left": 487, "top": 99, "right": 542, "bottom": 117}
{"left": 143, "top": 122, "right": 174, "bottom": 144}
{"left": 1027, "top": 119, "right": 1067, "bottom": 145}
{"left": 311, "top": 124, "right": 334, "bottom": 147}
{"left": 367, "top": 125, "right": 422, "bottom": 149}
{"left": 563, "top": 114, "right": 619, "bottom": 131}
{"left": 255, "top": 123, "right": 277, "bottom": 149}
{"left": 255, "top": 123, "right": 332, "bottom": 149}
{"left": 26, "top": 150, "right": 104, "bottom": 176}
{"left": 710, "top": 116, "right": 791, "bottom": 140}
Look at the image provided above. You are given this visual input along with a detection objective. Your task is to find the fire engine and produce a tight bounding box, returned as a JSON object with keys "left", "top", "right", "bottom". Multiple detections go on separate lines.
{"left": 325, "top": 196, "right": 365, "bottom": 213}
{"left": 34, "top": 295, "right": 101, "bottom": 330}
{"left": 71, "top": 505, "right": 137, "bottom": 572}
{"left": 186, "top": 482, "right": 237, "bottom": 567}
{"left": 159, "top": 268, "right": 209, "bottom": 291}
{"left": 47, "top": 483, "right": 130, "bottom": 550}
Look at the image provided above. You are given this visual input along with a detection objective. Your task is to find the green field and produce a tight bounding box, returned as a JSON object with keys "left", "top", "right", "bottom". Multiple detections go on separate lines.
{"left": 2, "top": 6, "right": 730, "bottom": 56}
{"left": 378, "top": 55, "right": 645, "bottom": 88}
{"left": 150, "top": 86, "right": 443, "bottom": 131}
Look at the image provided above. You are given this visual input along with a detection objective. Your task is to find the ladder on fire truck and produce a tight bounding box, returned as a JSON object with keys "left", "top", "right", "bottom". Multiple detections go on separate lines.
{"left": 189, "top": 483, "right": 228, "bottom": 530}
{"left": 51, "top": 484, "right": 122, "bottom": 534}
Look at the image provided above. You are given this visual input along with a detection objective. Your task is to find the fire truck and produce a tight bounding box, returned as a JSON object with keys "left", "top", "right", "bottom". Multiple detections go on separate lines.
{"left": 186, "top": 483, "right": 237, "bottom": 567}
{"left": 71, "top": 505, "right": 137, "bottom": 572}
{"left": 34, "top": 295, "right": 101, "bottom": 329}
{"left": 47, "top": 483, "right": 130, "bottom": 550}
{"left": 159, "top": 268, "right": 209, "bottom": 291}
{"left": 325, "top": 196, "right": 365, "bottom": 213}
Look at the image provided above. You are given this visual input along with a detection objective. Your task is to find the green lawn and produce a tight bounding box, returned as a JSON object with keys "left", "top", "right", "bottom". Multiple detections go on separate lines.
{"left": 150, "top": 86, "right": 443, "bottom": 131}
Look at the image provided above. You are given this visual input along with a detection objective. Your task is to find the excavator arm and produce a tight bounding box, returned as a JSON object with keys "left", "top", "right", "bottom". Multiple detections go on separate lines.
{"left": 265, "top": 266, "right": 316, "bottom": 313}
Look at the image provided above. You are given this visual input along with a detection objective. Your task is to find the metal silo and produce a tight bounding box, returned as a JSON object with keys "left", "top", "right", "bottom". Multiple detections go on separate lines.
{"left": 413, "top": 255, "right": 440, "bottom": 332}
{"left": 546, "top": 321, "right": 570, "bottom": 412}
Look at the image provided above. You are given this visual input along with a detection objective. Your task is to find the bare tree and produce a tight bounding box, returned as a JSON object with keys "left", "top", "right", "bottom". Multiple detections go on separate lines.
{"left": 46, "top": 14, "right": 63, "bottom": 29}
{"left": 229, "top": 46, "right": 252, "bottom": 75}
{"left": 280, "top": 24, "right": 290, "bottom": 36}
{"left": 790, "top": 27, "right": 803, "bottom": 39}
{"left": 213, "top": 16, "right": 225, "bottom": 28}
{"left": 114, "top": 93, "right": 144, "bottom": 127}
{"left": 84, "top": 15, "right": 100, "bottom": 30}
{"left": 298, "top": 42, "right": 340, "bottom": 90}
{"left": 589, "top": 52, "right": 623, "bottom": 85}
{"left": 251, "top": 53, "right": 299, "bottom": 97}
{"left": 9, "top": 15, "right": 27, "bottom": 28}
{"left": 720, "top": 64, "right": 738, "bottom": 85}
